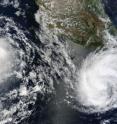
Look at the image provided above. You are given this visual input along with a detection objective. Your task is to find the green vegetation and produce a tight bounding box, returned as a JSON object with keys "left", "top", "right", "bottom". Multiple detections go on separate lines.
{"left": 35, "top": 0, "right": 114, "bottom": 47}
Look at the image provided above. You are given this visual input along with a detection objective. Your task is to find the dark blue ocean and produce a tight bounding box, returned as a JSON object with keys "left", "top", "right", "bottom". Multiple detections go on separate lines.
{"left": 0, "top": 0, "right": 117, "bottom": 124}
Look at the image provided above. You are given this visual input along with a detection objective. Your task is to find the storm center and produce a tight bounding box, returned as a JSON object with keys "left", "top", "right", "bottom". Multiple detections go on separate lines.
{"left": 0, "top": 38, "right": 15, "bottom": 83}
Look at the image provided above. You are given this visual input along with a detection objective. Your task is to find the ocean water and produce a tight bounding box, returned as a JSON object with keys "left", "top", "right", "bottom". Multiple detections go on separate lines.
{"left": 0, "top": 0, "right": 117, "bottom": 124}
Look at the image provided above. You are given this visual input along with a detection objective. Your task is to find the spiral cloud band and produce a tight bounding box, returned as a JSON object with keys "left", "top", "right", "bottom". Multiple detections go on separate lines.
{"left": 0, "top": 38, "right": 17, "bottom": 83}
{"left": 77, "top": 48, "right": 117, "bottom": 113}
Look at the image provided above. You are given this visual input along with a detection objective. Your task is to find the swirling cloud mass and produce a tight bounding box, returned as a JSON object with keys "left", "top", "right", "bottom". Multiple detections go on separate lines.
{"left": 77, "top": 48, "right": 117, "bottom": 113}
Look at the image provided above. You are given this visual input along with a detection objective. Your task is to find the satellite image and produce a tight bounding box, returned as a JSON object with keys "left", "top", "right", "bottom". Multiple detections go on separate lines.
{"left": 0, "top": 0, "right": 117, "bottom": 124}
